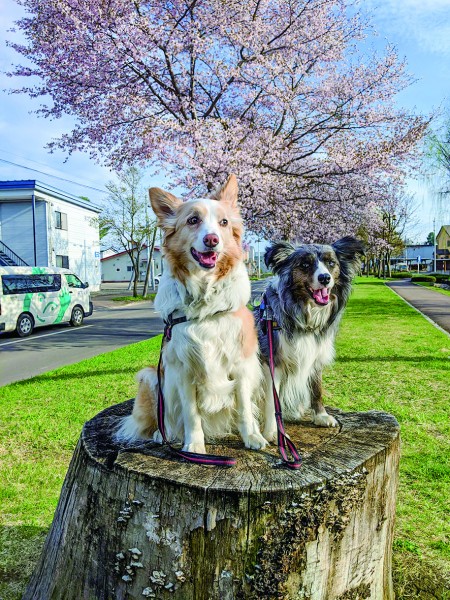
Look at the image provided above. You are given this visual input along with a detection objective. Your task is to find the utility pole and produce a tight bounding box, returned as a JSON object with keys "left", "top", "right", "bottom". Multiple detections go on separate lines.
{"left": 433, "top": 218, "right": 437, "bottom": 273}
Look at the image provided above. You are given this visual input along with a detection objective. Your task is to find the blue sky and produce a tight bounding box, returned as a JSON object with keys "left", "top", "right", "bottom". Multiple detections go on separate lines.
{"left": 1, "top": 0, "right": 449, "bottom": 242}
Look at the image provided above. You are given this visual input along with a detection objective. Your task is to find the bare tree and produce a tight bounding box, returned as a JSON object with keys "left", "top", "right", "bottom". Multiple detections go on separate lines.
{"left": 99, "top": 167, "right": 157, "bottom": 297}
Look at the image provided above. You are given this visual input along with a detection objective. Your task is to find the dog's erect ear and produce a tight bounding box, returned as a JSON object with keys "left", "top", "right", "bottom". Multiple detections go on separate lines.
{"left": 211, "top": 174, "right": 238, "bottom": 207}
{"left": 264, "top": 242, "right": 296, "bottom": 272}
{"left": 332, "top": 236, "right": 365, "bottom": 263}
{"left": 149, "top": 188, "right": 183, "bottom": 226}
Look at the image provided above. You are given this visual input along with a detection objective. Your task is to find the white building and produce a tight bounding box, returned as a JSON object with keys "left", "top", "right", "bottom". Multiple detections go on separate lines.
{"left": 101, "top": 246, "right": 162, "bottom": 282}
{"left": 0, "top": 180, "right": 102, "bottom": 290}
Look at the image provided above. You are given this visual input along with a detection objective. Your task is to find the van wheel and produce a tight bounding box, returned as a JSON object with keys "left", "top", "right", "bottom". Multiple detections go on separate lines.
{"left": 17, "top": 313, "right": 34, "bottom": 337}
{"left": 70, "top": 306, "right": 84, "bottom": 327}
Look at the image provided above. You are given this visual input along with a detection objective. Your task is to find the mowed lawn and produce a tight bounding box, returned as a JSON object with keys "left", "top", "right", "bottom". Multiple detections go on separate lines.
{"left": 0, "top": 279, "right": 449, "bottom": 599}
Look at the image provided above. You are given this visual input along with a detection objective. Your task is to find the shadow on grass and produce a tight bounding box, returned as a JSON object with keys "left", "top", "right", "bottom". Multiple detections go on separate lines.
{"left": 0, "top": 525, "right": 47, "bottom": 600}
{"left": 337, "top": 356, "right": 450, "bottom": 364}
{"left": 393, "top": 549, "right": 450, "bottom": 600}
{"left": 7, "top": 367, "right": 150, "bottom": 386}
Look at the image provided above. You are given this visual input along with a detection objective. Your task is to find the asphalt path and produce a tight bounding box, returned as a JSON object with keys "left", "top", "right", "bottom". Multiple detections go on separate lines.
{"left": 387, "top": 280, "right": 450, "bottom": 335}
{"left": 0, "top": 280, "right": 270, "bottom": 387}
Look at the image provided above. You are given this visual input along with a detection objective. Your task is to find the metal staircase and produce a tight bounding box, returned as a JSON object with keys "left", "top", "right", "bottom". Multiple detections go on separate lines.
{"left": 0, "top": 241, "right": 28, "bottom": 266}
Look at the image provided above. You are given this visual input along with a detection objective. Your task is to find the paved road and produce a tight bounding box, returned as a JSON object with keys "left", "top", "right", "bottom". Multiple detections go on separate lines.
{"left": 0, "top": 280, "right": 271, "bottom": 387}
{"left": 387, "top": 280, "right": 450, "bottom": 334}
{"left": 0, "top": 301, "right": 164, "bottom": 386}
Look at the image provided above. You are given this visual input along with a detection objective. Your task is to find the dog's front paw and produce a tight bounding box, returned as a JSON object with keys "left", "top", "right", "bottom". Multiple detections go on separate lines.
{"left": 263, "top": 428, "right": 278, "bottom": 444}
{"left": 153, "top": 429, "right": 163, "bottom": 444}
{"left": 313, "top": 413, "right": 339, "bottom": 427}
{"left": 245, "top": 432, "right": 268, "bottom": 450}
{"left": 183, "top": 442, "right": 207, "bottom": 454}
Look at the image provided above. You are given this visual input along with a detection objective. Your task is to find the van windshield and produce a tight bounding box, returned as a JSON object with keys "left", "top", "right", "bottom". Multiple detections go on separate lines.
{"left": 2, "top": 274, "right": 62, "bottom": 295}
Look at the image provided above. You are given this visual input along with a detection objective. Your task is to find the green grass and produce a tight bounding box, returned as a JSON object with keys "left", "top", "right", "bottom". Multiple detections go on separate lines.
{"left": 413, "top": 282, "right": 450, "bottom": 297}
{"left": 112, "top": 293, "right": 156, "bottom": 302}
{"left": 0, "top": 278, "right": 449, "bottom": 598}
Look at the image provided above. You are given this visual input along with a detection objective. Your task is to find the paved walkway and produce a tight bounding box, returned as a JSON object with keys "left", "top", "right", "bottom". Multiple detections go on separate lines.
{"left": 387, "top": 280, "right": 450, "bottom": 335}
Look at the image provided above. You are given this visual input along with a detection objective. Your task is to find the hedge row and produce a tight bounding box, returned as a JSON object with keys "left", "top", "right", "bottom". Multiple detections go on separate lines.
{"left": 411, "top": 275, "right": 436, "bottom": 283}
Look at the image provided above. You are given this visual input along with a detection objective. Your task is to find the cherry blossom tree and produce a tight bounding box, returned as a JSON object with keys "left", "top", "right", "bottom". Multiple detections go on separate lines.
{"left": 359, "top": 188, "right": 417, "bottom": 277}
{"left": 9, "top": 0, "right": 429, "bottom": 240}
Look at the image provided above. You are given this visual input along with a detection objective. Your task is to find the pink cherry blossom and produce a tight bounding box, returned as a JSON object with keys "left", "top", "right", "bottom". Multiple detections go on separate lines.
{"left": 8, "top": 0, "right": 429, "bottom": 241}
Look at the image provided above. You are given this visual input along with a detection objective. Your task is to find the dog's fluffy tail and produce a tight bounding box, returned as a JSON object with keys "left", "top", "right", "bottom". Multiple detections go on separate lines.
{"left": 115, "top": 367, "right": 159, "bottom": 443}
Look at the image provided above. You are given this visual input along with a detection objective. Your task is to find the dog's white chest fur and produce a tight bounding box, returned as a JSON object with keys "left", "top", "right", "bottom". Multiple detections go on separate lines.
{"left": 167, "top": 314, "right": 244, "bottom": 414}
{"left": 276, "top": 331, "right": 334, "bottom": 419}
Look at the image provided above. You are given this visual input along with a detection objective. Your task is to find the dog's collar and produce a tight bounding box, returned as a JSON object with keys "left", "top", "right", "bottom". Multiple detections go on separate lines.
{"left": 163, "top": 307, "right": 233, "bottom": 340}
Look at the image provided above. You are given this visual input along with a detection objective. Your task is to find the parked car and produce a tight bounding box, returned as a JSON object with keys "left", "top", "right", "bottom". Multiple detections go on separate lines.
{"left": 0, "top": 266, "right": 93, "bottom": 337}
{"left": 154, "top": 273, "right": 162, "bottom": 286}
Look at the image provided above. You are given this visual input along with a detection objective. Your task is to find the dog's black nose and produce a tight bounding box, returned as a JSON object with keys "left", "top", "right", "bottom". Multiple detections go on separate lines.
{"left": 318, "top": 273, "right": 331, "bottom": 285}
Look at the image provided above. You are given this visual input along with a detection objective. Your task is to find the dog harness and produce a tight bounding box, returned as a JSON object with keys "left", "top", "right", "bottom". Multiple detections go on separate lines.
{"left": 260, "top": 294, "right": 302, "bottom": 469}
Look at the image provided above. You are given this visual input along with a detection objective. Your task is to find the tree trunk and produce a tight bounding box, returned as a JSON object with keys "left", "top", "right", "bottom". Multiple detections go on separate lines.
{"left": 143, "top": 228, "right": 158, "bottom": 297}
{"left": 24, "top": 402, "right": 400, "bottom": 600}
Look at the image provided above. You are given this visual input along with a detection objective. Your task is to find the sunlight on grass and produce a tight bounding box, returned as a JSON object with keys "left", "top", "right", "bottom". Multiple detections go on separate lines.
{"left": 0, "top": 278, "right": 449, "bottom": 598}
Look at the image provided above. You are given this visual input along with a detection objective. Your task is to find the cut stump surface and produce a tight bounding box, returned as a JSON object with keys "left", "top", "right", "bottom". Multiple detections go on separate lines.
{"left": 24, "top": 400, "right": 400, "bottom": 600}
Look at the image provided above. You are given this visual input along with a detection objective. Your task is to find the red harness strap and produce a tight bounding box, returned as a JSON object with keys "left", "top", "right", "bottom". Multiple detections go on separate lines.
{"left": 265, "top": 305, "right": 302, "bottom": 470}
{"left": 156, "top": 318, "right": 236, "bottom": 467}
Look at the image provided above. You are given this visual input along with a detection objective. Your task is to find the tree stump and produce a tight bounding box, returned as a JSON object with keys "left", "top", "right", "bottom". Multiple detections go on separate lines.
{"left": 24, "top": 401, "right": 400, "bottom": 600}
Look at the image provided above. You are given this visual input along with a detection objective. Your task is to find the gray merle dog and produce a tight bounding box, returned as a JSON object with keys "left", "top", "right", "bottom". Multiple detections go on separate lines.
{"left": 255, "top": 236, "right": 365, "bottom": 442}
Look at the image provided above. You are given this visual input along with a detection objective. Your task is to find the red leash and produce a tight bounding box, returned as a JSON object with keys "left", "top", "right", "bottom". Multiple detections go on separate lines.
{"left": 264, "top": 300, "right": 302, "bottom": 469}
{"left": 156, "top": 318, "right": 237, "bottom": 467}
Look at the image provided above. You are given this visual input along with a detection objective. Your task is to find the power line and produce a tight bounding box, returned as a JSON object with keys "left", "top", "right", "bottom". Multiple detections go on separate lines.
{"left": 0, "top": 157, "right": 108, "bottom": 194}
{"left": 0, "top": 148, "right": 109, "bottom": 189}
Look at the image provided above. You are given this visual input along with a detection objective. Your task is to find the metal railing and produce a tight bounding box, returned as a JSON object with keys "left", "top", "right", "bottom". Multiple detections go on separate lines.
{"left": 0, "top": 240, "right": 28, "bottom": 266}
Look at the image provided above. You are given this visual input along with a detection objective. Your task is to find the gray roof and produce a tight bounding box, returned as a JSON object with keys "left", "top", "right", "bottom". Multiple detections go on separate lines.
{"left": 0, "top": 180, "right": 102, "bottom": 213}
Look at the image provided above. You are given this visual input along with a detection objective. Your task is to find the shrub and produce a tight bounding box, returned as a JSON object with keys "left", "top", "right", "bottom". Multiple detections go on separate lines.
{"left": 411, "top": 275, "right": 436, "bottom": 283}
{"left": 391, "top": 272, "right": 412, "bottom": 279}
{"left": 428, "top": 274, "right": 450, "bottom": 283}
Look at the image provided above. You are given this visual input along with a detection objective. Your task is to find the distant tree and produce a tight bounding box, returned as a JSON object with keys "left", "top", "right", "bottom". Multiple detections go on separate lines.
{"left": 426, "top": 232, "right": 435, "bottom": 245}
{"left": 99, "top": 167, "right": 157, "bottom": 297}
{"left": 362, "top": 190, "right": 416, "bottom": 278}
{"left": 11, "top": 0, "right": 429, "bottom": 241}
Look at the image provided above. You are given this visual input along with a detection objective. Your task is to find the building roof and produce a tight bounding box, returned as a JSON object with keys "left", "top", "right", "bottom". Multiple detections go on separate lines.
{"left": 0, "top": 180, "right": 102, "bottom": 213}
{"left": 437, "top": 225, "right": 450, "bottom": 238}
{"left": 100, "top": 245, "right": 161, "bottom": 261}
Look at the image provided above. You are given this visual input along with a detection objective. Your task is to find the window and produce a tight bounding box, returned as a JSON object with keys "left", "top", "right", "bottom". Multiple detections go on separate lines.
{"left": 56, "top": 255, "right": 69, "bottom": 269}
{"left": 55, "top": 211, "right": 68, "bottom": 230}
{"left": 2, "top": 274, "right": 61, "bottom": 295}
{"left": 65, "top": 274, "right": 84, "bottom": 288}
{"left": 127, "top": 266, "right": 132, "bottom": 272}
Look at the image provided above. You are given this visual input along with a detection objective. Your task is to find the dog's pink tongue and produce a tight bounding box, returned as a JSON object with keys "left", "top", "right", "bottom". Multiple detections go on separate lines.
{"left": 313, "top": 288, "right": 330, "bottom": 305}
{"left": 198, "top": 251, "right": 217, "bottom": 268}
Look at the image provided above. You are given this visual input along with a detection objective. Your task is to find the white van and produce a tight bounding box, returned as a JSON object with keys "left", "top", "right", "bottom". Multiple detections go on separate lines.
{"left": 0, "top": 266, "right": 93, "bottom": 337}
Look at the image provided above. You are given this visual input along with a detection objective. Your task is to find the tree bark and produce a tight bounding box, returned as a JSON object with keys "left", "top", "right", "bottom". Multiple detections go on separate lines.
{"left": 24, "top": 402, "right": 400, "bottom": 600}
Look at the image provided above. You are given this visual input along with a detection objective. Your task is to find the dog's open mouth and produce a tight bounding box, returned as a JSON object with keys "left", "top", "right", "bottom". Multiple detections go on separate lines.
{"left": 309, "top": 287, "right": 330, "bottom": 305}
{"left": 191, "top": 248, "right": 218, "bottom": 269}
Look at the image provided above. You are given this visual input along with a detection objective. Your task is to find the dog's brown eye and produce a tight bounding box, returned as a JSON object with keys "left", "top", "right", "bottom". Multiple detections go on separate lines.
{"left": 187, "top": 216, "right": 200, "bottom": 225}
{"left": 328, "top": 260, "right": 335, "bottom": 267}
{"left": 219, "top": 219, "right": 228, "bottom": 227}
{"left": 301, "top": 263, "right": 310, "bottom": 270}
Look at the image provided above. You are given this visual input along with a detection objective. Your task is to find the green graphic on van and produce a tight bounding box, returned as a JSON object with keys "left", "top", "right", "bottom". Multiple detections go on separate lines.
{"left": 55, "top": 290, "right": 71, "bottom": 323}
{"left": 22, "top": 287, "right": 71, "bottom": 324}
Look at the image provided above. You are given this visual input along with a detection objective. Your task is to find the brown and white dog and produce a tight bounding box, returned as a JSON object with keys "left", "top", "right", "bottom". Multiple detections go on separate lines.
{"left": 116, "top": 175, "right": 267, "bottom": 454}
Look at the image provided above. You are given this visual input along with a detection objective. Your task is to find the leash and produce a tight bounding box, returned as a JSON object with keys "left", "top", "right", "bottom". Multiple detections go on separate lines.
{"left": 156, "top": 313, "right": 237, "bottom": 467}
{"left": 260, "top": 296, "right": 302, "bottom": 469}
